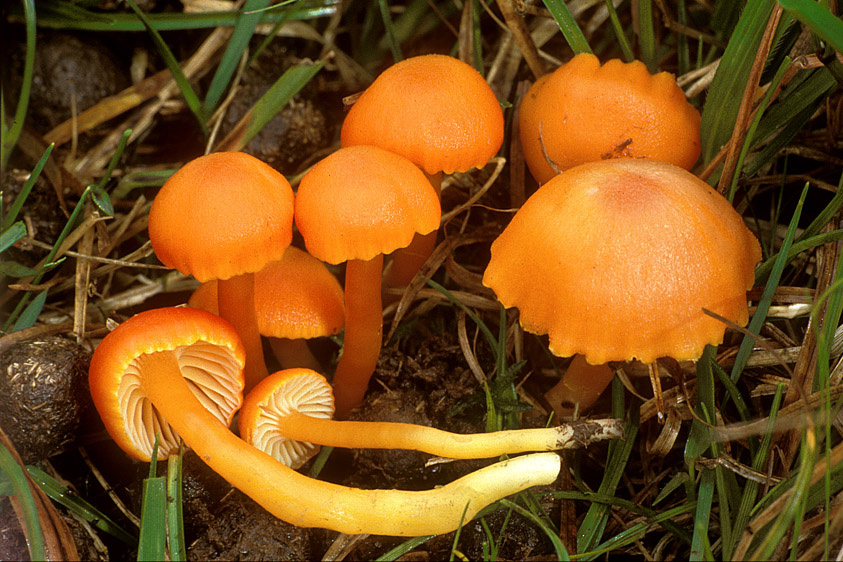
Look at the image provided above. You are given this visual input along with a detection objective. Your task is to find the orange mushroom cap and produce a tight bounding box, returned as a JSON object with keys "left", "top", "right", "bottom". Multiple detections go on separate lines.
{"left": 88, "top": 307, "right": 245, "bottom": 460}
{"left": 294, "top": 145, "right": 441, "bottom": 265}
{"left": 340, "top": 54, "right": 504, "bottom": 176}
{"left": 482, "top": 159, "right": 761, "bottom": 364}
{"left": 188, "top": 247, "right": 345, "bottom": 341}
{"left": 148, "top": 151, "right": 295, "bottom": 283}
{"left": 519, "top": 53, "right": 701, "bottom": 184}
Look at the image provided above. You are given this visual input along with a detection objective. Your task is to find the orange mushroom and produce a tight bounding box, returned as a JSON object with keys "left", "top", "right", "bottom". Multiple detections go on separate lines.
{"left": 148, "top": 151, "right": 295, "bottom": 391}
{"left": 189, "top": 246, "right": 345, "bottom": 371}
{"left": 295, "top": 145, "right": 440, "bottom": 418}
{"left": 239, "top": 368, "right": 625, "bottom": 468}
{"left": 519, "top": 53, "right": 701, "bottom": 185}
{"left": 482, "top": 159, "right": 761, "bottom": 415}
{"left": 341, "top": 54, "right": 504, "bottom": 289}
{"left": 89, "top": 307, "right": 562, "bottom": 536}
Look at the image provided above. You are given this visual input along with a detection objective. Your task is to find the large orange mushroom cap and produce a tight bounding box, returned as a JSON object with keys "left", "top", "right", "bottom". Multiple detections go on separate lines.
{"left": 295, "top": 145, "right": 441, "bottom": 264}
{"left": 148, "top": 151, "right": 295, "bottom": 283}
{"left": 519, "top": 54, "right": 701, "bottom": 185}
{"left": 340, "top": 54, "right": 504, "bottom": 176}
{"left": 482, "top": 159, "right": 761, "bottom": 364}
{"left": 88, "top": 307, "right": 246, "bottom": 461}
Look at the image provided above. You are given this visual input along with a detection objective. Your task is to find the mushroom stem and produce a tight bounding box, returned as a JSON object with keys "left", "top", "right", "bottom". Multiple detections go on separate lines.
{"left": 383, "top": 172, "right": 442, "bottom": 292}
{"left": 333, "top": 256, "right": 384, "bottom": 419}
{"left": 544, "top": 355, "right": 615, "bottom": 419}
{"left": 273, "top": 411, "right": 625, "bottom": 458}
{"left": 218, "top": 272, "right": 268, "bottom": 392}
{"left": 136, "top": 350, "right": 561, "bottom": 536}
{"left": 269, "top": 338, "right": 322, "bottom": 371}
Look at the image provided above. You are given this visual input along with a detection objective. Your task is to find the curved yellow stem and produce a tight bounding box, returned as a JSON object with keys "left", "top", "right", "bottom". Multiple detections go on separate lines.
{"left": 137, "top": 350, "right": 561, "bottom": 536}
{"left": 218, "top": 273, "right": 268, "bottom": 392}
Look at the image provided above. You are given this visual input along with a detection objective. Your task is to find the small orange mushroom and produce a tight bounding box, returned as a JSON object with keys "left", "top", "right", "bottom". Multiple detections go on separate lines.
{"left": 89, "top": 307, "right": 562, "bottom": 536}
{"left": 295, "top": 145, "right": 440, "bottom": 418}
{"left": 239, "top": 368, "right": 625, "bottom": 468}
{"left": 148, "top": 151, "right": 294, "bottom": 391}
{"left": 189, "top": 246, "right": 345, "bottom": 371}
{"left": 519, "top": 53, "right": 701, "bottom": 185}
{"left": 341, "top": 54, "right": 504, "bottom": 289}
{"left": 483, "top": 159, "right": 761, "bottom": 416}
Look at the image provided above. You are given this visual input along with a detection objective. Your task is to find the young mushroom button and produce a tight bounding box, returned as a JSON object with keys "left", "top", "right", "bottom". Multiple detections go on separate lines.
{"left": 295, "top": 145, "right": 440, "bottom": 418}
{"left": 519, "top": 53, "right": 701, "bottom": 184}
{"left": 148, "top": 151, "right": 295, "bottom": 391}
{"left": 88, "top": 307, "right": 562, "bottom": 536}
{"left": 341, "top": 54, "right": 504, "bottom": 290}
{"left": 483, "top": 159, "right": 761, "bottom": 415}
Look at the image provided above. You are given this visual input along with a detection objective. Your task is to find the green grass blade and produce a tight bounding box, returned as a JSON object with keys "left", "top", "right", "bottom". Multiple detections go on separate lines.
{"left": 12, "top": 290, "right": 48, "bottom": 331}
{"left": 203, "top": 0, "right": 271, "bottom": 113}
{"left": 689, "top": 468, "right": 715, "bottom": 560}
{"left": 726, "top": 383, "right": 784, "bottom": 558}
{"left": 1, "top": 144, "right": 53, "bottom": 232}
{"left": 225, "top": 61, "right": 324, "bottom": 151}
{"left": 137, "top": 476, "right": 167, "bottom": 562}
{"left": 726, "top": 55, "right": 791, "bottom": 202}
{"left": 378, "top": 0, "right": 403, "bottom": 62}
{"left": 25, "top": 465, "right": 137, "bottom": 545}
{"left": 577, "top": 389, "right": 639, "bottom": 553}
{"left": 637, "top": 0, "right": 657, "bottom": 72}
{"left": 541, "top": 0, "right": 593, "bottom": 54}
{"left": 583, "top": 502, "right": 695, "bottom": 559}
{"left": 1, "top": 0, "right": 36, "bottom": 174}
{"left": 0, "top": 222, "right": 26, "bottom": 254}
{"left": 730, "top": 183, "right": 808, "bottom": 383}
{"left": 778, "top": 0, "right": 843, "bottom": 53}
{"left": 700, "top": 0, "right": 776, "bottom": 164}
{"left": 604, "top": 0, "right": 634, "bottom": 62}
{"left": 166, "top": 451, "right": 186, "bottom": 561}
{"left": 0, "top": 442, "right": 45, "bottom": 561}
{"left": 123, "top": 0, "right": 208, "bottom": 134}
{"left": 26, "top": 0, "right": 338, "bottom": 31}
{"left": 375, "top": 535, "right": 433, "bottom": 561}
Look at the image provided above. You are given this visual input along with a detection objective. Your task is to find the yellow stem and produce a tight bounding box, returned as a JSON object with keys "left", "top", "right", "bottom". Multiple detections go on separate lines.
{"left": 218, "top": 273, "right": 267, "bottom": 392}
{"left": 136, "top": 350, "right": 561, "bottom": 536}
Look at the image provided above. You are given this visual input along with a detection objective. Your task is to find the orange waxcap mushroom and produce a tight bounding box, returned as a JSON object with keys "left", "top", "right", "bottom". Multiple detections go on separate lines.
{"left": 519, "top": 53, "right": 701, "bottom": 184}
{"left": 483, "top": 159, "right": 761, "bottom": 365}
{"left": 89, "top": 307, "right": 563, "bottom": 536}
{"left": 341, "top": 54, "right": 504, "bottom": 291}
{"left": 89, "top": 307, "right": 246, "bottom": 461}
{"left": 240, "top": 368, "right": 625, "bottom": 466}
{"left": 149, "top": 152, "right": 294, "bottom": 283}
{"left": 341, "top": 54, "right": 504, "bottom": 176}
{"left": 189, "top": 246, "right": 345, "bottom": 370}
{"left": 296, "top": 145, "right": 440, "bottom": 418}
{"left": 149, "top": 151, "right": 295, "bottom": 390}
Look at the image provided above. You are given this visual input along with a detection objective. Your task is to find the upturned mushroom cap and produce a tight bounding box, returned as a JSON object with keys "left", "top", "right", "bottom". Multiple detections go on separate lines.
{"left": 519, "top": 53, "right": 701, "bottom": 184}
{"left": 88, "top": 307, "right": 245, "bottom": 460}
{"left": 148, "top": 151, "right": 295, "bottom": 283}
{"left": 340, "top": 54, "right": 504, "bottom": 176}
{"left": 483, "top": 159, "right": 761, "bottom": 364}
{"left": 188, "top": 247, "right": 345, "bottom": 340}
{"left": 239, "top": 369, "right": 334, "bottom": 468}
{"left": 295, "top": 145, "right": 441, "bottom": 265}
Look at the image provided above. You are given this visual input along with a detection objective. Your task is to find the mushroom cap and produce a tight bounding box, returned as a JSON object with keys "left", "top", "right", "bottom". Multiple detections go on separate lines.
{"left": 482, "top": 159, "right": 761, "bottom": 364}
{"left": 519, "top": 53, "right": 701, "bottom": 184}
{"left": 239, "top": 368, "right": 334, "bottom": 469}
{"left": 88, "top": 307, "right": 246, "bottom": 461}
{"left": 295, "top": 145, "right": 441, "bottom": 265}
{"left": 148, "top": 151, "right": 295, "bottom": 283}
{"left": 188, "top": 247, "right": 345, "bottom": 340}
{"left": 340, "top": 54, "right": 504, "bottom": 175}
